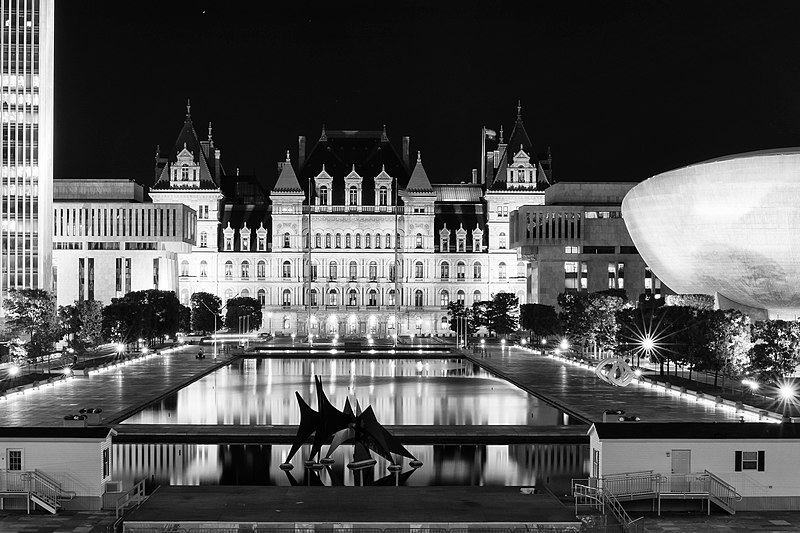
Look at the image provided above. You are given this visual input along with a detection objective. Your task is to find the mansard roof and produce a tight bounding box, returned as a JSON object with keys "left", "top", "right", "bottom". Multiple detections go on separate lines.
{"left": 298, "top": 128, "right": 410, "bottom": 205}
{"left": 152, "top": 105, "right": 222, "bottom": 190}
{"left": 405, "top": 153, "right": 435, "bottom": 194}
{"left": 434, "top": 201, "right": 486, "bottom": 252}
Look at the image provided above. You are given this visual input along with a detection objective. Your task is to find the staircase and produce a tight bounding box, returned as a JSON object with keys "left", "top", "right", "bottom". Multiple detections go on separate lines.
{"left": 0, "top": 469, "right": 75, "bottom": 514}
{"left": 573, "top": 482, "right": 644, "bottom": 532}
{"left": 581, "top": 470, "right": 742, "bottom": 516}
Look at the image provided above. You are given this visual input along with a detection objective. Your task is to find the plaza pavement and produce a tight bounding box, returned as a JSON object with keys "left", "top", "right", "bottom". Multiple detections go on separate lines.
{"left": 467, "top": 344, "right": 760, "bottom": 423}
{"left": 0, "top": 344, "right": 235, "bottom": 427}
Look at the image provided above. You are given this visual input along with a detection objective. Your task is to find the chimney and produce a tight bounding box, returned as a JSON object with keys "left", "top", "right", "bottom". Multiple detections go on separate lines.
{"left": 214, "top": 149, "right": 221, "bottom": 181}
{"left": 298, "top": 136, "right": 306, "bottom": 168}
{"left": 471, "top": 169, "right": 477, "bottom": 184}
{"left": 402, "top": 136, "right": 410, "bottom": 170}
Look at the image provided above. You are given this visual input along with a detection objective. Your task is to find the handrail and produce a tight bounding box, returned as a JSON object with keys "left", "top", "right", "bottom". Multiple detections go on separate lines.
{"left": 115, "top": 478, "right": 148, "bottom": 518}
{"left": 704, "top": 470, "right": 742, "bottom": 500}
{"left": 573, "top": 482, "right": 642, "bottom": 531}
{"left": 33, "top": 469, "right": 75, "bottom": 500}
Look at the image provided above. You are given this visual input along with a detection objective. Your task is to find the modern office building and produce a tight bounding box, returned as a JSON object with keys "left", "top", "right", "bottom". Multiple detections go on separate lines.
{"left": 510, "top": 182, "right": 672, "bottom": 307}
{"left": 0, "top": 0, "right": 54, "bottom": 302}
{"left": 51, "top": 179, "right": 194, "bottom": 307}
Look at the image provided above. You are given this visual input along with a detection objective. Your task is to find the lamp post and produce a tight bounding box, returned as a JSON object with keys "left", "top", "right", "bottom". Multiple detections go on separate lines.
{"left": 779, "top": 383, "right": 795, "bottom": 423}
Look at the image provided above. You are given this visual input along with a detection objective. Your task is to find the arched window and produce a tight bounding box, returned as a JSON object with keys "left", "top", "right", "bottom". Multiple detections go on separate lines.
{"left": 379, "top": 186, "right": 388, "bottom": 206}
{"left": 473, "top": 290, "right": 481, "bottom": 303}
{"left": 414, "top": 289, "right": 424, "bottom": 307}
{"left": 282, "top": 289, "right": 291, "bottom": 306}
{"left": 415, "top": 261, "right": 424, "bottom": 279}
{"left": 180, "top": 289, "right": 190, "bottom": 305}
{"left": 375, "top": 234, "right": 381, "bottom": 249}
{"left": 315, "top": 233, "right": 322, "bottom": 248}
{"left": 180, "top": 260, "right": 189, "bottom": 277}
{"left": 388, "top": 289, "right": 396, "bottom": 306}
{"left": 282, "top": 260, "right": 291, "bottom": 279}
{"left": 440, "top": 290, "right": 450, "bottom": 307}
{"left": 335, "top": 233, "right": 342, "bottom": 248}
{"left": 415, "top": 233, "right": 423, "bottom": 249}
{"left": 441, "top": 316, "right": 449, "bottom": 328}
{"left": 355, "top": 233, "right": 361, "bottom": 248}
{"left": 329, "top": 261, "right": 338, "bottom": 280}
{"left": 199, "top": 260, "right": 208, "bottom": 278}
{"left": 368, "top": 290, "right": 377, "bottom": 307}
{"left": 319, "top": 186, "right": 328, "bottom": 205}
{"left": 473, "top": 262, "right": 482, "bottom": 280}
{"left": 440, "top": 261, "right": 450, "bottom": 280}
{"left": 329, "top": 289, "right": 338, "bottom": 306}
{"left": 310, "top": 289, "right": 318, "bottom": 307}
{"left": 224, "top": 288, "right": 233, "bottom": 302}
{"left": 257, "top": 260, "right": 266, "bottom": 279}
{"left": 349, "top": 186, "right": 358, "bottom": 206}
{"left": 365, "top": 233, "right": 371, "bottom": 248}
{"left": 348, "top": 289, "right": 358, "bottom": 306}
{"left": 349, "top": 260, "right": 358, "bottom": 281}
{"left": 241, "top": 260, "right": 250, "bottom": 279}
{"left": 386, "top": 233, "right": 391, "bottom": 248}
{"left": 345, "top": 233, "right": 352, "bottom": 248}
{"left": 199, "top": 231, "right": 208, "bottom": 248}
{"left": 389, "top": 261, "right": 396, "bottom": 281}
{"left": 368, "top": 261, "right": 377, "bottom": 280}
{"left": 240, "top": 288, "right": 250, "bottom": 299}
{"left": 499, "top": 262, "right": 507, "bottom": 279}
{"left": 457, "top": 290, "right": 465, "bottom": 305}
{"left": 257, "top": 288, "right": 266, "bottom": 306}
{"left": 456, "top": 261, "right": 465, "bottom": 280}
{"left": 283, "top": 232, "right": 290, "bottom": 248}
{"left": 499, "top": 232, "right": 507, "bottom": 249}
{"left": 517, "top": 261, "right": 526, "bottom": 278}
{"left": 224, "top": 260, "right": 233, "bottom": 279}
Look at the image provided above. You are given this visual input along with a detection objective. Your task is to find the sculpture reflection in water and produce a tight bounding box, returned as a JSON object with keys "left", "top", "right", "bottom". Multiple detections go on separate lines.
{"left": 280, "top": 375, "right": 423, "bottom": 486}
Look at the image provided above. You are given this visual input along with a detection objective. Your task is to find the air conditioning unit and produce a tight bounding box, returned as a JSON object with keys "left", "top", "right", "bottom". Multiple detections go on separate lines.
{"left": 105, "top": 480, "right": 123, "bottom": 493}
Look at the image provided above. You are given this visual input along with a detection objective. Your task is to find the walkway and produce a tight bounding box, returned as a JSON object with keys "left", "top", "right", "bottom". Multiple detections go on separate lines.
{"left": 0, "top": 345, "right": 235, "bottom": 427}
{"left": 469, "top": 345, "right": 753, "bottom": 423}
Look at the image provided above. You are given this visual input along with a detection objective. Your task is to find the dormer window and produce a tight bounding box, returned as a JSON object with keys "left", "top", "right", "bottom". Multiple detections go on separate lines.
{"left": 472, "top": 225, "right": 483, "bottom": 252}
{"left": 456, "top": 224, "right": 467, "bottom": 253}
{"left": 379, "top": 187, "right": 388, "bottom": 206}
{"left": 439, "top": 226, "right": 450, "bottom": 252}
{"left": 170, "top": 143, "right": 200, "bottom": 188}
{"left": 256, "top": 223, "right": 267, "bottom": 251}
{"left": 319, "top": 186, "right": 328, "bottom": 206}
{"left": 374, "top": 166, "right": 392, "bottom": 207}
{"left": 349, "top": 186, "right": 358, "bottom": 206}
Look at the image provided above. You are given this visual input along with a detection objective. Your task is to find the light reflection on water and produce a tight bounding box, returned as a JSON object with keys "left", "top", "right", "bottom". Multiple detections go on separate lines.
{"left": 123, "top": 358, "right": 578, "bottom": 426}
{"left": 112, "top": 442, "right": 589, "bottom": 493}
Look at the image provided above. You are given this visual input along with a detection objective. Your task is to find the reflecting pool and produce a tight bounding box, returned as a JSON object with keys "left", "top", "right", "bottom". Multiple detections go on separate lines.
{"left": 112, "top": 442, "right": 589, "bottom": 494}
{"left": 122, "top": 358, "right": 578, "bottom": 426}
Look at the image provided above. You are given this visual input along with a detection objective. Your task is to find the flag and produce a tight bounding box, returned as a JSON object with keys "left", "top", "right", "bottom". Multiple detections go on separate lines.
{"left": 484, "top": 128, "right": 497, "bottom": 141}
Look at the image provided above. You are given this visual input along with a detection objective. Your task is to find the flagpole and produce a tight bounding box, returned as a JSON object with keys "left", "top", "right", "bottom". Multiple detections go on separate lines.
{"left": 307, "top": 171, "right": 312, "bottom": 344}
{"left": 481, "top": 126, "right": 486, "bottom": 187}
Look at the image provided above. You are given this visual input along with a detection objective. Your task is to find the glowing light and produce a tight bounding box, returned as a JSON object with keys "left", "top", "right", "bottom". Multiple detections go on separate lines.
{"left": 641, "top": 336, "right": 655, "bottom": 352}
{"left": 559, "top": 338, "right": 569, "bottom": 350}
{"left": 141, "top": 347, "right": 149, "bottom": 354}
{"left": 779, "top": 383, "right": 795, "bottom": 400}
{"left": 116, "top": 343, "right": 125, "bottom": 353}
{"left": 520, "top": 338, "right": 527, "bottom": 345}
{"left": 62, "top": 367, "right": 73, "bottom": 376}
{"left": 8, "top": 365, "right": 20, "bottom": 376}
{"left": 634, "top": 369, "right": 642, "bottom": 377}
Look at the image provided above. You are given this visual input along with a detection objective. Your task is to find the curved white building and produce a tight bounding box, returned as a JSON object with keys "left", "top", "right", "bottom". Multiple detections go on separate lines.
{"left": 622, "top": 149, "right": 800, "bottom": 320}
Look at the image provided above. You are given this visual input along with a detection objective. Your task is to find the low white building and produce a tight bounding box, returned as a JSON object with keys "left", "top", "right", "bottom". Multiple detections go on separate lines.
{"left": 0, "top": 427, "right": 116, "bottom": 512}
{"left": 589, "top": 422, "right": 800, "bottom": 511}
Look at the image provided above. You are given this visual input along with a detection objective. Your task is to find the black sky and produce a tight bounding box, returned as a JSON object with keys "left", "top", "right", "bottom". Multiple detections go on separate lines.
{"left": 55, "top": 1, "right": 800, "bottom": 186}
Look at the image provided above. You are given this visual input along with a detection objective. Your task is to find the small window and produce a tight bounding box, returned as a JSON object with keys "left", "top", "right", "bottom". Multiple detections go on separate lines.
{"left": 735, "top": 450, "right": 765, "bottom": 472}
{"left": 283, "top": 232, "right": 290, "bottom": 248}
{"left": 415, "top": 233, "right": 423, "bottom": 249}
{"left": 103, "top": 448, "right": 110, "bottom": 478}
{"left": 7, "top": 449, "right": 22, "bottom": 471}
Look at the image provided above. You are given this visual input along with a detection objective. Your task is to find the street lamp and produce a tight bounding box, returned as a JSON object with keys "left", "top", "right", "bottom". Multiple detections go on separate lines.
{"left": 779, "top": 382, "right": 795, "bottom": 423}
{"left": 559, "top": 338, "right": 569, "bottom": 351}
{"left": 291, "top": 333, "right": 296, "bottom": 346}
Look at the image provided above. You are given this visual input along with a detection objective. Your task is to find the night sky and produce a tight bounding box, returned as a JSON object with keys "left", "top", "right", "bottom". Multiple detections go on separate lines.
{"left": 55, "top": 1, "right": 800, "bottom": 186}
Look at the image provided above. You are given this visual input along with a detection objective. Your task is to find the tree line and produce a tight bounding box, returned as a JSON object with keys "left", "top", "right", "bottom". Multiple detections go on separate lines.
{"left": 1, "top": 289, "right": 263, "bottom": 365}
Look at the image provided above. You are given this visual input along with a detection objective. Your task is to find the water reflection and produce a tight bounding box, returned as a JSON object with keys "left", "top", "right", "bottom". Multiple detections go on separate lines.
{"left": 123, "top": 358, "right": 577, "bottom": 426}
{"left": 112, "top": 442, "right": 589, "bottom": 495}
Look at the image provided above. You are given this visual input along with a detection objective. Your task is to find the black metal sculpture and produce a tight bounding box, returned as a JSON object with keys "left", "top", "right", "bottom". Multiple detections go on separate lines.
{"left": 280, "top": 375, "right": 423, "bottom": 474}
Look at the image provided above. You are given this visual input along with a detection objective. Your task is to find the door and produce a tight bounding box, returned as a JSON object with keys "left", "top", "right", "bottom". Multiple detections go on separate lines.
{"left": 670, "top": 449, "right": 691, "bottom": 492}
{"left": 5, "top": 449, "right": 24, "bottom": 491}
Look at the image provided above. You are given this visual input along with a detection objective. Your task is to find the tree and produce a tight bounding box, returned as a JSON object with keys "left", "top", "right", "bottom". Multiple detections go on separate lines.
{"left": 519, "top": 303, "right": 559, "bottom": 340}
{"left": 557, "top": 291, "right": 592, "bottom": 349}
{"left": 706, "top": 309, "right": 753, "bottom": 386}
{"left": 748, "top": 320, "right": 800, "bottom": 382}
{"left": 191, "top": 292, "right": 222, "bottom": 334}
{"left": 586, "top": 292, "right": 629, "bottom": 354}
{"left": 60, "top": 300, "right": 104, "bottom": 355}
{"left": 225, "top": 297, "right": 263, "bottom": 331}
{"left": 665, "top": 294, "right": 714, "bottom": 311}
{"left": 102, "top": 290, "right": 183, "bottom": 345}
{"left": 486, "top": 293, "right": 519, "bottom": 337}
{"left": 471, "top": 300, "right": 490, "bottom": 333}
{"left": 2, "top": 289, "right": 60, "bottom": 361}
{"left": 179, "top": 304, "right": 191, "bottom": 333}
{"left": 446, "top": 302, "right": 478, "bottom": 336}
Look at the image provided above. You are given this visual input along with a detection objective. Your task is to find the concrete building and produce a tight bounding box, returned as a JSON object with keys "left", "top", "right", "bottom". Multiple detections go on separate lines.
{"left": 0, "top": 0, "right": 54, "bottom": 302}
{"left": 51, "top": 179, "right": 194, "bottom": 307}
{"left": 511, "top": 182, "right": 671, "bottom": 307}
{"left": 623, "top": 149, "right": 800, "bottom": 320}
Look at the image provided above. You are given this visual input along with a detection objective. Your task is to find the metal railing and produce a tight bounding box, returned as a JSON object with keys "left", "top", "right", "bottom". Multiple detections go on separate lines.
{"left": 115, "top": 478, "right": 148, "bottom": 518}
{"left": 574, "top": 483, "right": 643, "bottom": 533}
{"left": 0, "top": 469, "right": 73, "bottom": 513}
{"left": 600, "top": 470, "right": 658, "bottom": 499}
{"left": 705, "top": 470, "right": 742, "bottom": 513}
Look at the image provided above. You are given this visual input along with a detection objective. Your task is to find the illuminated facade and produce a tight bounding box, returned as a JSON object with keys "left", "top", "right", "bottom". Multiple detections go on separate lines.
{"left": 151, "top": 108, "right": 535, "bottom": 337}
{"left": 622, "top": 149, "right": 800, "bottom": 320}
{"left": 0, "top": 0, "right": 54, "bottom": 301}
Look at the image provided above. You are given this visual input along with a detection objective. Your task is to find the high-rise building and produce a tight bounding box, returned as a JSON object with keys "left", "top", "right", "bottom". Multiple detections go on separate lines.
{"left": 0, "top": 0, "right": 54, "bottom": 302}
